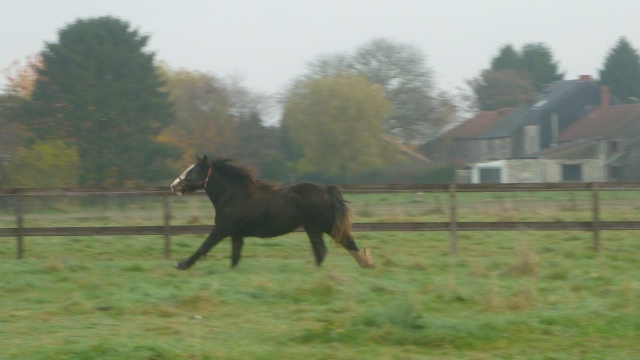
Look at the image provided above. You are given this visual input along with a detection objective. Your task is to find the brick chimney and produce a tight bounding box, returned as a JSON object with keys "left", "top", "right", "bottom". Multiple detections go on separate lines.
{"left": 600, "top": 85, "right": 610, "bottom": 107}
{"left": 579, "top": 75, "right": 592, "bottom": 82}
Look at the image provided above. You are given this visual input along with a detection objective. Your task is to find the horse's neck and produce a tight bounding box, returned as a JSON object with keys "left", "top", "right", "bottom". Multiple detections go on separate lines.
{"left": 205, "top": 185, "right": 247, "bottom": 207}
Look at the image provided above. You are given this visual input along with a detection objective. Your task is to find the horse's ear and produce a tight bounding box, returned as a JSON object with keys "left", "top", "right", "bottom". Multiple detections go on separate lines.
{"left": 201, "top": 154, "right": 208, "bottom": 162}
{"left": 196, "top": 154, "right": 201, "bottom": 161}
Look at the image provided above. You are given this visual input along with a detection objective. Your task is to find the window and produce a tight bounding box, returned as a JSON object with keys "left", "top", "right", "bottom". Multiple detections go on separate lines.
{"left": 524, "top": 125, "right": 539, "bottom": 154}
{"left": 562, "top": 164, "right": 582, "bottom": 182}
{"left": 479, "top": 168, "right": 501, "bottom": 183}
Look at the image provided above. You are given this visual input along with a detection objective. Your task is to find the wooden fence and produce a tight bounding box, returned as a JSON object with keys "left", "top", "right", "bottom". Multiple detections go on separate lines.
{"left": 2, "top": 182, "right": 640, "bottom": 259}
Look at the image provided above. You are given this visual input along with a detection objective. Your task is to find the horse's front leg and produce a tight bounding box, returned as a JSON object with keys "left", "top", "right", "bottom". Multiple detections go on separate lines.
{"left": 231, "top": 236, "right": 244, "bottom": 267}
{"left": 176, "top": 226, "right": 225, "bottom": 270}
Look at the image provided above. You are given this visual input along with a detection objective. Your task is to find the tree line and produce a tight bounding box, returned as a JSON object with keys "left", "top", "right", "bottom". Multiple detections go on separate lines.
{"left": 1, "top": 16, "right": 639, "bottom": 187}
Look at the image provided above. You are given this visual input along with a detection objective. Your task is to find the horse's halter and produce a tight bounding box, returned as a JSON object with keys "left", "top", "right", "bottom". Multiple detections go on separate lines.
{"left": 177, "top": 164, "right": 213, "bottom": 193}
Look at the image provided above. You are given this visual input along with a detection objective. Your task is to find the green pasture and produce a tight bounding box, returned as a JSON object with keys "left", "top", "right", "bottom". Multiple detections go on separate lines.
{"left": 1, "top": 228, "right": 639, "bottom": 359}
{"left": 1, "top": 191, "right": 639, "bottom": 358}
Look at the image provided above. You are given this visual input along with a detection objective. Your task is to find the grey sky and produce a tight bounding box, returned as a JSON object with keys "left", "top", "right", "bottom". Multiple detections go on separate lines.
{"left": 3, "top": 0, "right": 639, "bottom": 96}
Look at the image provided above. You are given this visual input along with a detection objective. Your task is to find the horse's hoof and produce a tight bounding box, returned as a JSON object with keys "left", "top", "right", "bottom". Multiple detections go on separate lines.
{"left": 175, "top": 261, "right": 189, "bottom": 270}
{"left": 350, "top": 248, "right": 375, "bottom": 268}
{"left": 360, "top": 259, "right": 375, "bottom": 268}
{"left": 362, "top": 248, "right": 375, "bottom": 268}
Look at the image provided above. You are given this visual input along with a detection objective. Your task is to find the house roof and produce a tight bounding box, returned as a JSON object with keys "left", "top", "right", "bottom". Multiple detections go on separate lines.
{"left": 529, "top": 79, "right": 586, "bottom": 113}
{"left": 536, "top": 138, "right": 600, "bottom": 159}
{"left": 443, "top": 108, "right": 515, "bottom": 139}
{"left": 482, "top": 107, "right": 530, "bottom": 138}
{"left": 380, "top": 134, "right": 432, "bottom": 164}
{"left": 481, "top": 79, "right": 599, "bottom": 139}
{"left": 560, "top": 104, "right": 640, "bottom": 141}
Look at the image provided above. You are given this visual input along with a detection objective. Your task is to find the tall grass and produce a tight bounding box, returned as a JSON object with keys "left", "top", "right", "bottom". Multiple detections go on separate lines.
{"left": 1, "top": 229, "right": 639, "bottom": 359}
{"left": 1, "top": 191, "right": 639, "bottom": 359}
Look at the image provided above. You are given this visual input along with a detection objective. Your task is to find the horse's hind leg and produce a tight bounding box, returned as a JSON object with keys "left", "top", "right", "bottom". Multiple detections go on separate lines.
{"left": 231, "top": 236, "right": 244, "bottom": 267}
{"left": 339, "top": 234, "right": 375, "bottom": 268}
{"left": 305, "top": 229, "right": 327, "bottom": 266}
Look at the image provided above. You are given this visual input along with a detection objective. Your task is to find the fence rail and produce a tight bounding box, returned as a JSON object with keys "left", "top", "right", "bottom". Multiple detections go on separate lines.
{"left": 2, "top": 182, "right": 640, "bottom": 196}
{"left": 2, "top": 182, "right": 640, "bottom": 258}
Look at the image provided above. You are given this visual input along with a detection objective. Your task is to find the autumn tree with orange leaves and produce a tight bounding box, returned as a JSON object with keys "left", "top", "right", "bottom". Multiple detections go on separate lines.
{"left": 2, "top": 54, "right": 43, "bottom": 99}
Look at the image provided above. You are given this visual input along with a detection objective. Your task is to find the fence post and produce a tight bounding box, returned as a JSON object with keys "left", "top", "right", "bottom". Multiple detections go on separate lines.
{"left": 591, "top": 182, "right": 600, "bottom": 252}
{"left": 163, "top": 195, "right": 171, "bottom": 259}
{"left": 16, "top": 195, "right": 24, "bottom": 259}
{"left": 449, "top": 183, "right": 458, "bottom": 254}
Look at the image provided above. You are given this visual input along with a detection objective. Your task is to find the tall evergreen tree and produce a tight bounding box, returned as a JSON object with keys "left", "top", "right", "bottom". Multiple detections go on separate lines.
{"left": 489, "top": 43, "right": 563, "bottom": 91}
{"left": 27, "top": 16, "right": 176, "bottom": 186}
{"left": 520, "top": 43, "right": 564, "bottom": 91}
{"left": 491, "top": 45, "right": 521, "bottom": 72}
{"left": 600, "top": 37, "right": 640, "bottom": 103}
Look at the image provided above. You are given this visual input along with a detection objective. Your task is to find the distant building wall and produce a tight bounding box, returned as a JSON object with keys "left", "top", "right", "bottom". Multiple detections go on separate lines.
{"left": 453, "top": 137, "right": 512, "bottom": 165}
{"left": 471, "top": 158, "right": 605, "bottom": 183}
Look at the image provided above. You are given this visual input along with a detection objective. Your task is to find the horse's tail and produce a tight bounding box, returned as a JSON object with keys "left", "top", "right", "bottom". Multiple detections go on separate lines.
{"left": 328, "top": 185, "right": 352, "bottom": 247}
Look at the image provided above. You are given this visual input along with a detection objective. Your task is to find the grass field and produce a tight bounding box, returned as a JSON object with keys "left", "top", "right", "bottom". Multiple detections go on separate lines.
{"left": 1, "top": 227, "right": 639, "bottom": 359}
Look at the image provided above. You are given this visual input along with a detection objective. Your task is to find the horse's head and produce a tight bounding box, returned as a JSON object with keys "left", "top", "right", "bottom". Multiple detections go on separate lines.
{"left": 170, "top": 155, "right": 212, "bottom": 195}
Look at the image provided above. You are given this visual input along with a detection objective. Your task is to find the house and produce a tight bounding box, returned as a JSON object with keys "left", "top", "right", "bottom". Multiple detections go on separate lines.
{"left": 428, "top": 75, "right": 607, "bottom": 170}
{"left": 429, "top": 108, "right": 515, "bottom": 165}
{"left": 558, "top": 104, "right": 640, "bottom": 181}
{"left": 470, "top": 103, "right": 640, "bottom": 183}
{"left": 423, "top": 75, "right": 636, "bottom": 183}
{"left": 470, "top": 140, "right": 607, "bottom": 183}
{"left": 477, "top": 76, "right": 605, "bottom": 158}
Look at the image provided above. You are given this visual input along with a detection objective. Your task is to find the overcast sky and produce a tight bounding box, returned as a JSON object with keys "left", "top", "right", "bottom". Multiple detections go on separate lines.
{"left": 3, "top": 0, "right": 640, "bottom": 96}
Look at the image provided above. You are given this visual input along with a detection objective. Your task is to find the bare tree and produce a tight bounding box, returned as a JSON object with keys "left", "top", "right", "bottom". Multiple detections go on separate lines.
{"left": 295, "top": 38, "right": 443, "bottom": 144}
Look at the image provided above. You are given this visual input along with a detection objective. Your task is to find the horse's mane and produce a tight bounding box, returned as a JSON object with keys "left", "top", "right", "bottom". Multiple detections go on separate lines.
{"left": 209, "top": 158, "right": 280, "bottom": 190}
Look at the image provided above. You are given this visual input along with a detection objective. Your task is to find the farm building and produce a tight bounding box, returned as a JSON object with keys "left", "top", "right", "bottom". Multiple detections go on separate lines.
{"left": 425, "top": 74, "right": 640, "bottom": 183}
{"left": 428, "top": 75, "right": 605, "bottom": 167}
{"left": 470, "top": 141, "right": 607, "bottom": 183}
{"left": 469, "top": 104, "right": 640, "bottom": 183}
{"left": 559, "top": 104, "right": 640, "bottom": 181}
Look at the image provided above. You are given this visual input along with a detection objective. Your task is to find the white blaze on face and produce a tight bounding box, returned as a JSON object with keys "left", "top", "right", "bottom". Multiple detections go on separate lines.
{"left": 170, "top": 164, "right": 194, "bottom": 195}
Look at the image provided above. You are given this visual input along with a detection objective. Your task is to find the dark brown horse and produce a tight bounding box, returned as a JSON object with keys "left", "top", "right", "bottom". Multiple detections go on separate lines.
{"left": 170, "top": 155, "right": 374, "bottom": 270}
